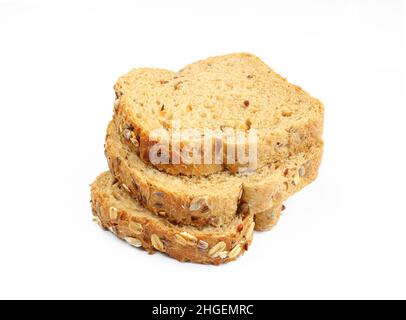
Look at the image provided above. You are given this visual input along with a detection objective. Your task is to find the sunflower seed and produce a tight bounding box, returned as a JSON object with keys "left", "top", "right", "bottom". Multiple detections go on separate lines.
{"left": 299, "top": 166, "right": 306, "bottom": 177}
{"left": 216, "top": 251, "right": 229, "bottom": 259}
{"left": 123, "top": 129, "right": 133, "bottom": 140}
{"left": 292, "top": 174, "right": 300, "bottom": 186}
{"left": 228, "top": 245, "right": 242, "bottom": 259}
{"left": 208, "top": 241, "right": 226, "bottom": 257}
{"left": 174, "top": 234, "right": 188, "bottom": 246}
{"left": 179, "top": 232, "right": 198, "bottom": 243}
{"left": 129, "top": 222, "right": 143, "bottom": 235}
{"left": 151, "top": 234, "right": 165, "bottom": 252}
{"left": 122, "top": 184, "right": 131, "bottom": 193}
{"left": 109, "top": 207, "right": 118, "bottom": 220}
{"left": 245, "top": 222, "right": 255, "bottom": 241}
{"left": 125, "top": 237, "right": 142, "bottom": 247}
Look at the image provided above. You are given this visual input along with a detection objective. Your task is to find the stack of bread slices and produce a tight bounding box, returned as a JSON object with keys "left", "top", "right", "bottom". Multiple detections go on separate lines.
{"left": 91, "top": 53, "right": 324, "bottom": 265}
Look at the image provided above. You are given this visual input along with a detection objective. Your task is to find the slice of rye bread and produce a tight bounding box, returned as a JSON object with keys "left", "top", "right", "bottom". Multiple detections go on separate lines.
{"left": 113, "top": 53, "right": 324, "bottom": 176}
{"left": 91, "top": 172, "right": 284, "bottom": 264}
{"left": 105, "top": 121, "right": 323, "bottom": 230}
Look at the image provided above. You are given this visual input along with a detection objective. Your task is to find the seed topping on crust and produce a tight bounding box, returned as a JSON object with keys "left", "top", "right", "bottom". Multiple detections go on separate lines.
{"left": 129, "top": 222, "right": 143, "bottom": 235}
{"left": 151, "top": 234, "right": 165, "bottom": 252}
{"left": 245, "top": 222, "right": 255, "bottom": 241}
{"left": 125, "top": 237, "right": 142, "bottom": 247}
{"left": 208, "top": 241, "right": 227, "bottom": 257}
{"left": 197, "top": 240, "right": 209, "bottom": 251}
{"left": 179, "top": 232, "right": 198, "bottom": 243}
{"left": 121, "top": 184, "right": 131, "bottom": 193}
{"left": 228, "top": 245, "right": 242, "bottom": 259}
{"left": 109, "top": 207, "right": 118, "bottom": 220}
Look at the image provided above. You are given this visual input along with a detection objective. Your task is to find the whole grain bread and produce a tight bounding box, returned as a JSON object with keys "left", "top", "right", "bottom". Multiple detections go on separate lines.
{"left": 105, "top": 121, "right": 323, "bottom": 230}
{"left": 113, "top": 53, "right": 324, "bottom": 176}
{"left": 91, "top": 172, "right": 284, "bottom": 265}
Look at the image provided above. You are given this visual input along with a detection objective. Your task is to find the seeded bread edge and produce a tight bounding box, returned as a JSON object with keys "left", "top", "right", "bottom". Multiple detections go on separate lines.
{"left": 91, "top": 172, "right": 267, "bottom": 265}
{"left": 105, "top": 121, "right": 323, "bottom": 230}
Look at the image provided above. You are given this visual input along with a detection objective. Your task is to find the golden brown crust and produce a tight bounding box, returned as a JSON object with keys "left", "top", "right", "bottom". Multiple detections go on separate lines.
{"left": 105, "top": 121, "right": 323, "bottom": 230}
{"left": 91, "top": 172, "right": 264, "bottom": 265}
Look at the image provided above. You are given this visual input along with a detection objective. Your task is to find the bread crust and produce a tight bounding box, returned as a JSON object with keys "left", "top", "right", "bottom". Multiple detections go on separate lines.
{"left": 105, "top": 121, "right": 323, "bottom": 230}
{"left": 91, "top": 172, "right": 283, "bottom": 264}
{"left": 113, "top": 53, "right": 324, "bottom": 176}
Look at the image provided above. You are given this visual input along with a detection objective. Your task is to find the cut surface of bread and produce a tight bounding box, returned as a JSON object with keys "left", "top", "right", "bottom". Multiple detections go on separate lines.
{"left": 105, "top": 121, "right": 323, "bottom": 229}
{"left": 91, "top": 172, "right": 284, "bottom": 264}
{"left": 113, "top": 53, "right": 324, "bottom": 176}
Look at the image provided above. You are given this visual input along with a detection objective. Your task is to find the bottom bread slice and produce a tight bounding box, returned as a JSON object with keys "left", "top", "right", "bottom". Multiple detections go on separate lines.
{"left": 91, "top": 172, "right": 283, "bottom": 264}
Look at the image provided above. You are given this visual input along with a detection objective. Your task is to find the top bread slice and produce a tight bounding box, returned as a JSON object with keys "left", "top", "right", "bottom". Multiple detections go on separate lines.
{"left": 113, "top": 53, "right": 324, "bottom": 176}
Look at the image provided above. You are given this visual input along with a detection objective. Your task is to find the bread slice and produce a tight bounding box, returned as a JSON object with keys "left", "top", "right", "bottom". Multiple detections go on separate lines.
{"left": 113, "top": 53, "right": 324, "bottom": 176}
{"left": 91, "top": 172, "right": 284, "bottom": 264}
{"left": 105, "top": 121, "right": 323, "bottom": 230}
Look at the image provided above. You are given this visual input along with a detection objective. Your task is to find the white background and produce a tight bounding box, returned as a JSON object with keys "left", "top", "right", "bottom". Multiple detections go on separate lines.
{"left": 0, "top": 0, "right": 405, "bottom": 300}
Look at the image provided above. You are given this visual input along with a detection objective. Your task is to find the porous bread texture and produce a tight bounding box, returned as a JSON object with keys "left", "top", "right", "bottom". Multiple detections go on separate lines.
{"left": 114, "top": 53, "right": 324, "bottom": 176}
{"left": 105, "top": 120, "right": 323, "bottom": 230}
{"left": 91, "top": 172, "right": 271, "bottom": 265}
{"left": 255, "top": 204, "right": 285, "bottom": 232}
